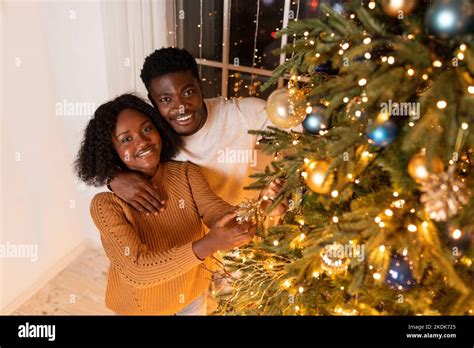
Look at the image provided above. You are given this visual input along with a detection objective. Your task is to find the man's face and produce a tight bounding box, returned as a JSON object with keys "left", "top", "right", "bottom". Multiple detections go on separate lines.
{"left": 149, "top": 70, "right": 206, "bottom": 136}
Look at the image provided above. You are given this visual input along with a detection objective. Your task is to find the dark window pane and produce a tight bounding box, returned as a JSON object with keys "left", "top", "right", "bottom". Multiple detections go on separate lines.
{"left": 200, "top": 65, "right": 222, "bottom": 98}
{"left": 177, "top": 0, "right": 223, "bottom": 61}
{"left": 228, "top": 70, "right": 276, "bottom": 100}
{"left": 291, "top": 0, "right": 346, "bottom": 20}
{"left": 230, "top": 0, "right": 285, "bottom": 71}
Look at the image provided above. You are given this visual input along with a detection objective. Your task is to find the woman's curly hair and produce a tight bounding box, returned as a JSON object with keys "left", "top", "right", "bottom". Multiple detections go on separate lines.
{"left": 75, "top": 94, "right": 181, "bottom": 187}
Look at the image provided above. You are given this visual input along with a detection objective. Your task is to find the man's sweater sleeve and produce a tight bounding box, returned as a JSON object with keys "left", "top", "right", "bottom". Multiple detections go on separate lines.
{"left": 90, "top": 192, "right": 203, "bottom": 289}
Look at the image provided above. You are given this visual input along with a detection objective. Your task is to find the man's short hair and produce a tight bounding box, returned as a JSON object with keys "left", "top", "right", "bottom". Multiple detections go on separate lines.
{"left": 140, "top": 47, "right": 200, "bottom": 90}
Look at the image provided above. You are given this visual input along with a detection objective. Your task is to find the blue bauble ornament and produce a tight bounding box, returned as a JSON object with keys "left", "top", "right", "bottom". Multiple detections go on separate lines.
{"left": 425, "top": 0, "right": 472, "bottom": 38}
{"left": 366, "top": 121, "right": 397, "bottom": 147}
{"left": 302, "top": 107, "right": 328, "bottom": 134}
{"left": 386, "top": 256, "right": 414, "bottom": 291}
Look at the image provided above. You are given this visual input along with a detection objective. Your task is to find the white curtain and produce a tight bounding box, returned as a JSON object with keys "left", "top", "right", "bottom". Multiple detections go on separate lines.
{"left": 100, "top": 0, "right": 172, "bottom": 98}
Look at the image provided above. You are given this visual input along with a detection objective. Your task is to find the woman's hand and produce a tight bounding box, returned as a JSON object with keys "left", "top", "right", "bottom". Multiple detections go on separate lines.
{"left": 109, "top": 171, "right": 165, "bottom": 214}
{"left": 192, "top": 212, "right": 256, "bottom": 260}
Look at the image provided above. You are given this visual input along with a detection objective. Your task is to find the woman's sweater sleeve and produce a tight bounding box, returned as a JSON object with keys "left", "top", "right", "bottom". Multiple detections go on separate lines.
{"left": 185, "top": 162, "right": 236, "bottom": 228}
{"left": 90, "top": 192, "right": 203, "bottom": 289}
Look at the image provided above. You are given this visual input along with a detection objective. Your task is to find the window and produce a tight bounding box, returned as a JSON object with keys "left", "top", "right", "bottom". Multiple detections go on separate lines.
{"left": 173, "top": 0, "right": 342, "bottom": 99}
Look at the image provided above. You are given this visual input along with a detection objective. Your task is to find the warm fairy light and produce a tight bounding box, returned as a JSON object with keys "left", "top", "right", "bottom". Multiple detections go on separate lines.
{"left": 362, "top": 151, "right": 370, "bottom": 158}
{"left": 350, "top": 14, "right": 355, "bottom": 19}
{"left": 374, "top": 216, "right": 382, "bottom": 223}
{"left": 422, "top": 221, "right": 428, "bottom": 228}
{"left": 433, "top": 60, "right": 442, "bottom": 67}
{"left": 422, "top": 74, "right": 429, "bottom": 80}
{"left": 381, "top": 56, "right": 388, "bottom": 62}
{"left": 457, "top": 52, "right": 464, "bottom": 60}
{"left": 362, "top": 96, "right": 368, "bottom": 102}
{"left": 407, "top": 34, "right": 414, "bottom": 39}
{"left": 347, "top": 173, "right": 353, "bottom": 179}
{"left": 452, "top": 229, "right": 462, "bottom": 240}
{"left": 373, "top": 273, "right": 381, "bottom": 280}
{"left": 333, "top": 216, "right": 339, "bottom": 223}
{"left": 437, "top": 100, "right": 447, "bottom": 109}
{"left": 468, "top": 86, "right": 474, "bottom": 94}
{"left": 313, "top": 271, "right": 320, "bottom": 278}
{"left": 315, "top": 53, "right": 320, "bottom": 58}
{"left": 273, "top": 240, "right": 279, "bottom": 246}
{"left": 387, "top": 56, "right": 395, "bottom": 64}
{"left": 342, "top": 43, "right": 350, "bottom": 50}
{"left": 379, "top": 245, "right": 386, "bottom": 252}
{"left": 283, "top": 279, "right": 291, "bottom": 288}
{"left": 385, "top": 209, "right": 394, "bottom": 217}
{"left": 368, "top": 1, "right": 376, "bottom": 9}
{"left": 293, "top": 140, "right": 298, "bottom": 145}
{"left": 310, "top": 40, "right": 315, "bottom": 45}
{"left": 410, "top": 208, "right": 415, "bottom": 213}
{"left": 343, "top": 97, "right": 349, "bottom": 103}
{"left": 295, "top": 305, "right": 300, "bottom": 311}
{"left": 358, "top": 78, "right": 367, "bottom": 86}
{"left": 408, "top": 224, "right": 417, "bottom": 232}
{"left": 306, "top": 106, "right": 313, "bottom": 113}
{"left": 365, "top": 53, "right": 371, "bottom": 59}
{"left": 393, "top": 199, "right": 405, "bottom": 208}
{"left": 301, "top": 171, "right": 308, "bottom": 178}
{"left": 409, "top": 122, "right": 415, "bottom": 127}
{"left": 355, "top": 179, "right": 360, "bottom": 184}
{"left": 304, "top": 31, "right": 309, "bottom": 37}
{"left": 393, "top": 191, "right": 399, "bottom": 197}
{"left": 338, "top": 49, "right": 344, "bottom": 55}
{"left": 355, "top": 110, "right": 362, "bottom": 117}
{"left": 363, "top": 37, "right": 371, "bottom": 44}
{"left": 407, "top": 68, "right": 415, "bottom": 76}
{"left": 403, "top": 248, "right": 408, "bottom": 256}
{"left": 460, "top": 44, "right": 466, "bottom": 51}
{"left": 461, "top": 123, "right": 469, "bottom": 130}
{"left": 298, "top": 286, "right": 304, "bottom": 293}
{"left": 379, "top": 222, "right": 385, "bottom": 228}
{"left": 331, "top": 190, "right": 339, "bottom": 198}
{"left": 304, "top": 158, "right": 310, "bottom": 164}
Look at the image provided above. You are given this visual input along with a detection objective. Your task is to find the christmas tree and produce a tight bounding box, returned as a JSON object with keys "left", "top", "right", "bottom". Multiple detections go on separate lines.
{"left": 217, "top": 0, "right": 473, "bottom": 315}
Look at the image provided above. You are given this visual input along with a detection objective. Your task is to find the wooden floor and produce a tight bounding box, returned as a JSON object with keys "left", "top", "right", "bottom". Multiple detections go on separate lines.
{"left": 12, "top": 245, "right": 218, "bottom": 315}
{"left": 13, "top": 246, "right": 114, "bottom": 315}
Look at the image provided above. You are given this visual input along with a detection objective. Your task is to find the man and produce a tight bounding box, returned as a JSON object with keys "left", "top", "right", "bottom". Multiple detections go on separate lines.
{"left": 109, "top": 47, "right": 283, "bottom": 211}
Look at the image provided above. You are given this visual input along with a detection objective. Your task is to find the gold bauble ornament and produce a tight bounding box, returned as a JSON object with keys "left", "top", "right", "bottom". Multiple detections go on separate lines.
{"left": 408, "top": 152, "right": 444, "bottom": 182}
{"left": 266, "top": 87, "right": 306, "bottom": 129}
{"left": 304, "top": 160, "right": 334, "bottom": 194}
{"left": 381, "top": 0, "right": 417, "bottom": 17}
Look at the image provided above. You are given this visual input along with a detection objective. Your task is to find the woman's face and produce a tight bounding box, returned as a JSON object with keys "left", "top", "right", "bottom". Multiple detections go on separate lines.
{"left": 113, "top": 109, "right": 162, "bottom": 177}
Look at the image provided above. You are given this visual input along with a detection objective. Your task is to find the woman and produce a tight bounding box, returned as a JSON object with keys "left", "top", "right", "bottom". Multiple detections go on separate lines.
{"left": 75, "top": 94, "right": 254, "bottom": 315}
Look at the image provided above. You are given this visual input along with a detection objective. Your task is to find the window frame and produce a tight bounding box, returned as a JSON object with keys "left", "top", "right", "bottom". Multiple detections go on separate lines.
{"left": 175, "top": 0, "right": 293, "bottom": 98}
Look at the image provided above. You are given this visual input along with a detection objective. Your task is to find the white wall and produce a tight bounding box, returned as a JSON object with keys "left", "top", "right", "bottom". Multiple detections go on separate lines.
{"left": 0, "top": 0, "right": 168, "bottom": 313}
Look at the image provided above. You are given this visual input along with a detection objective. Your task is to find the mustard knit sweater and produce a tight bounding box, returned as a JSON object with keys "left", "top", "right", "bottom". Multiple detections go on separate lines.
{"left": 90, "top": 161, "right": 235, "bottom": 315}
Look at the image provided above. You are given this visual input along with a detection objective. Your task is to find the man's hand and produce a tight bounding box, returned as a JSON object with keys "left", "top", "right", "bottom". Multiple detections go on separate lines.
{"left": 192, "top": 212, "right": 256, "bottom": 260}
{"left": 109, "top": 171, "right": 165, "bottom": 214}
{"left": 259, "top": 179, "right": 289, "bottom": 217}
